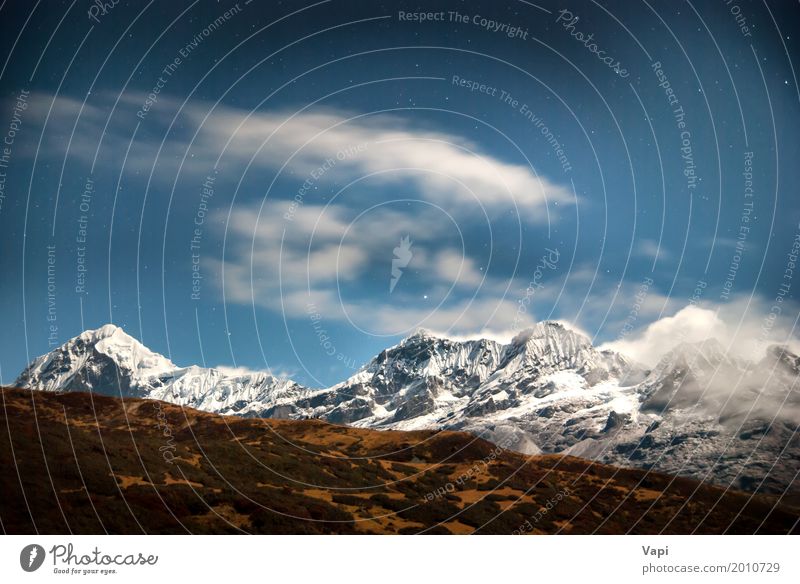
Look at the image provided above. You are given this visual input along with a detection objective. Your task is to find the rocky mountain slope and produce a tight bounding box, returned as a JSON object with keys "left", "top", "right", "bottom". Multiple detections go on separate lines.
{"left": 2, "top": 387, "right": 797, "bottom": 534}
{"left": 14, "top": 323, "right": 800, "bottom": 495}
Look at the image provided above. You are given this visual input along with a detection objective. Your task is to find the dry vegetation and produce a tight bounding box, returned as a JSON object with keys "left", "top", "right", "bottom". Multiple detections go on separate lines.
{"left": 1, "top": 387, "right": 797, "bottom": 534}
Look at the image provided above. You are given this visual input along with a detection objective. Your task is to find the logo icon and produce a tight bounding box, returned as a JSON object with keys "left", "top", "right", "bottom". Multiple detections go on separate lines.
{"left": 390, "top": 235, "right": 414, "bottom": 293}
{"left": 20, "top": 544, "right": 45, "bottom": 572}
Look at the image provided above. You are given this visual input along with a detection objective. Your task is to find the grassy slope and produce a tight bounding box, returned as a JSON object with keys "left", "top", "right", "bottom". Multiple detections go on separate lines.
{"left": 1, "top": 387, "right": 797, "bottom": 534}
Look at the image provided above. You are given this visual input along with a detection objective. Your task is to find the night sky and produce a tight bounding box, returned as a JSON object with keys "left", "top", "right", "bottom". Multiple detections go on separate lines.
{"left": 1, "top": 0, "right": 798, "bottom": 387}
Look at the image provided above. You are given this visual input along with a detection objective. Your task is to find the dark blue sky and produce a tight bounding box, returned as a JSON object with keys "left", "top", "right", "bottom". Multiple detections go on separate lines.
{"left": 1, "top": 0, "right": 798, "bottom": 386}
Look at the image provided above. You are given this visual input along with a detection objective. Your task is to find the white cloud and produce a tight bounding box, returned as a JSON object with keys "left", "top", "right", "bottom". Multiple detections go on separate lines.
{"left": 600, "top": 299, "right": 800, "bottom": 367}
{"left": 207, "top": 198, "right": 536, "bottom": 336}
{"left": 186, "top": 105, "right": 574, "bottom": 218}
{"left": 24, "top": 92, "right": 574, "bottom": 219}
{"left": 636, "top": 239, "right": 670, "bottom": 261}
{"left": 600, "top": 305, "right": 726, "bottom": 366}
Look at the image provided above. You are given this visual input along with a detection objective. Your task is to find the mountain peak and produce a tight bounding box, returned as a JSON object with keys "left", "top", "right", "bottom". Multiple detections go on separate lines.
{"left": 762, "top": 344, "right": 800, "bottom": 375}
{"left": 401, "top": 328, "right": 437, "bottom": 343}
{"left": 69, "top": 323, "right": 148, "bottom": 352}
{"left": 14, "top": 324, "right": 177, "bottom": 395}
{"left": 765, "top": 343, "right": 799, "bottom": 360}
{"left": 65, "top": 324, "right": 175, "bottom": 372}
{"left": 78, "top": 323, "right": 125, "bottom": 343}
{"left": 656, "top": 338, "right": 729, "bottom": 370}
{"left": 641, "top": 338, "right": 736, "bottom": 398}
{"left": 510, "top": 321, "right": 576, "bottom": 344}
{"left": 397, "top": 321, "right": 580, "bottom": 349}
{"left": 95, "top": 323, "right": 121, "bottom": 336}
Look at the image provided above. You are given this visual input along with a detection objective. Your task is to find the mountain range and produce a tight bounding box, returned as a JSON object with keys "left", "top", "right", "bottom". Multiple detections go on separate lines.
{"left": 14, "top": 322, "right": 800, "bottom": 495}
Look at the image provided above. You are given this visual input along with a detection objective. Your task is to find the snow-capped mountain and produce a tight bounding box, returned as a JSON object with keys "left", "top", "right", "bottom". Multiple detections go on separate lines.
{"left": 13, "top": 323, "right": 800, "bottom": 494}
{"left": 16, "top": 324, "right": 176, "bottom": 395}
{"left": 14, "top": 324, "right": 307, "bottom": 416}
{"left": 595, "top": 339, "right": 800, "bottom": 494}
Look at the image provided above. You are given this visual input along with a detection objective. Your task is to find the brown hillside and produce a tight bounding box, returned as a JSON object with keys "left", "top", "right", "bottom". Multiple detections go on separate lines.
{"left": 1, "top": 387, "right": 797, "bottom": 534}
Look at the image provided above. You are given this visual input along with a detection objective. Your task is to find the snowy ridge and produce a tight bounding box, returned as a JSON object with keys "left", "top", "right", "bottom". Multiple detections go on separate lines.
{"left": 14, "top": 325, "right": 306, "bottom": 416}
{"left": 14, "top": 323, "right": 800, "bottom": 494}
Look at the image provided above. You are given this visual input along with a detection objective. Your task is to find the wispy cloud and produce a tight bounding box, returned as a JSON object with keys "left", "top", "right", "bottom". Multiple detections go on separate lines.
{"left": 635, "top": 238, "right": 670, "bottom": 261}
{"left": 207, "top": 199, "right": 533, "bottom": 336}
{"left": 23, "top": 92, "right": 574, "bottom": 218}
